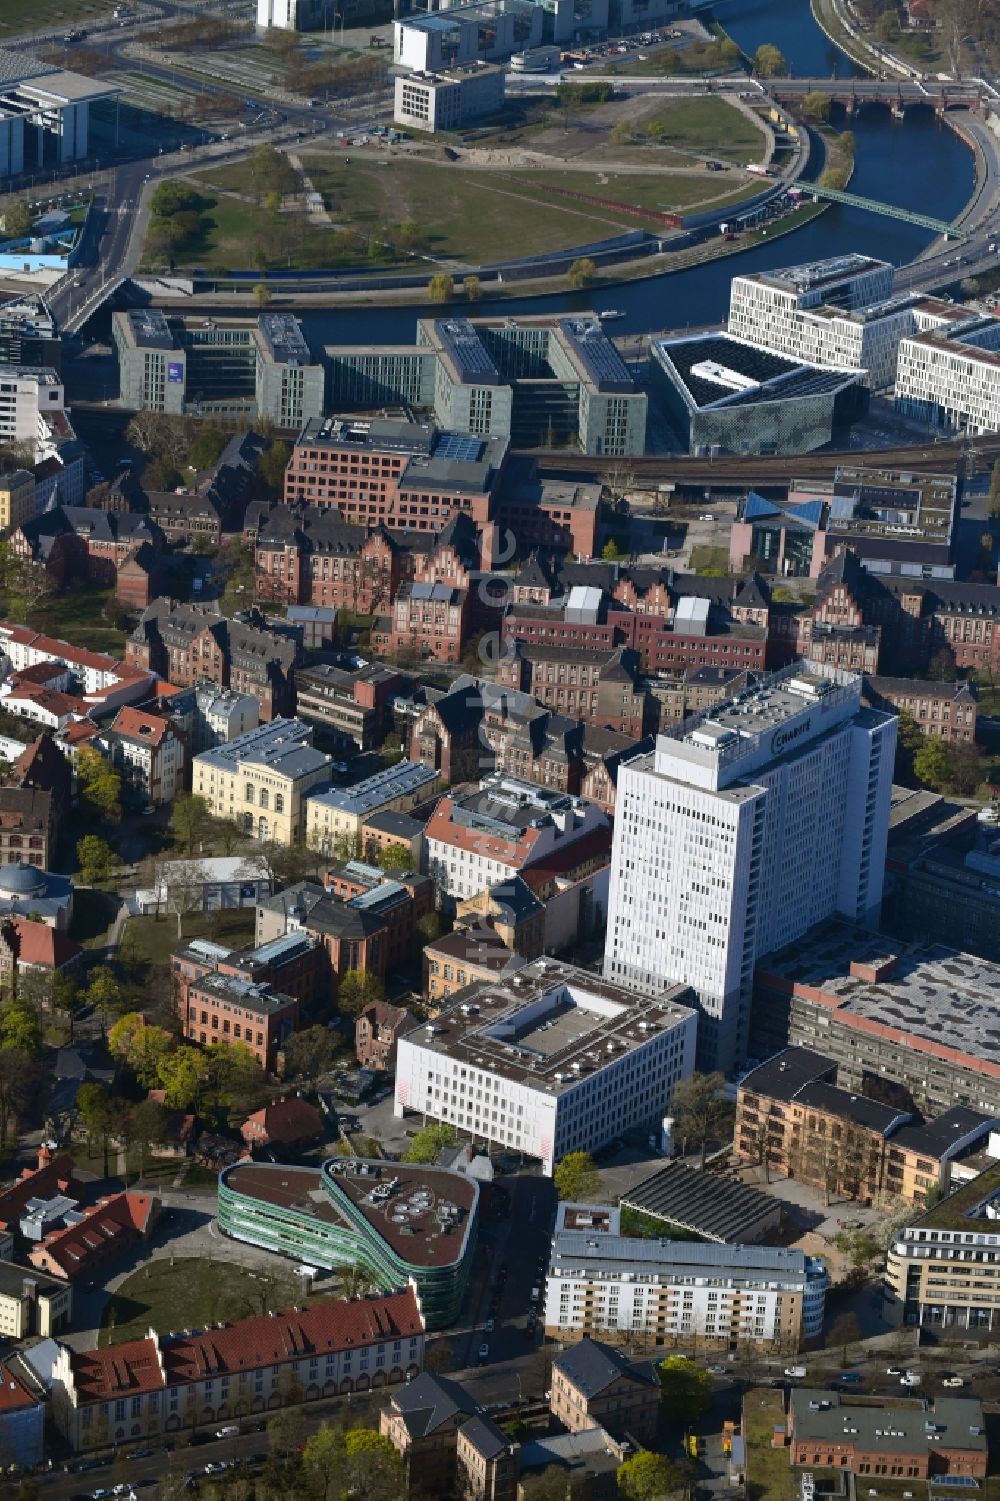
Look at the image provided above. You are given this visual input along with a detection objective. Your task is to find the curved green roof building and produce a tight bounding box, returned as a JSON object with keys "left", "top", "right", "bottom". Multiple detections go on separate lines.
{"left": 218, "top": 1157, "right": 478, "bottom": 1329}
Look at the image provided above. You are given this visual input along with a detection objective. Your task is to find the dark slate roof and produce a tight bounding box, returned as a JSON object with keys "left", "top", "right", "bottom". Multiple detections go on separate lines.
{"left": 793, "top": 1080, "right": 908, "bottom": 1135}
{"left": 888, "top": 1108, "right": 995, "bottom": 1159}
{"left": 514, "top": 554, "right": 554, "bottom": 591}
{"left": 390, "top": 1372, "right": 478, "bottom": 1438}
{"left": 460, "top": 1414, "right": 512, "bottom": 1461}
{"left": 488, "top": 875, "right": 544, "bottom": 925}
{"left": 733, "top": 572, "right": 771, "bottom": 610}
{"left": 303, "top": 896, "right": 385, "bottom": 941}
{"left": 739, "top": 1046, "right": 836, "bottom": 1102}
{"left": 552, "top": 1338, "right": 657, "bottom": 1399}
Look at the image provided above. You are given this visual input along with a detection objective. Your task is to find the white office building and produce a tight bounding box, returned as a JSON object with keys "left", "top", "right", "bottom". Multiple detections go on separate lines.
{"left": 895, "top": 312, "right": 1000, "bottom": 434}
{"left": 256, "top": 0, "right": 324, "bottom": 28}
{"left": 726, "top": 257, "right": 959, "bottom": 391}
{"left": 393, "top": 958, "right": 697, "bottom": 1176}
{"left": 603, "top": 661, "right": 896, "bottom": 1073}
{"left": 544, "top": 1211, "right": 827, "bottom": 1350}
{"left": 0, "top": 368, "right": 64, "bottom": 456}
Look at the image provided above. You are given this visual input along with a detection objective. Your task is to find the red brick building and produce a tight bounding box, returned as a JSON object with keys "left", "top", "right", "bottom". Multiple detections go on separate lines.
{"left": 355, "top": 999, "right": 417, "bottom": 1070}
{"left": 495, "top": 642, "right": 650, "bottom": 738}
{"left": 283, "top": 417, "right": 505, "bottom": 532}
{"left": 179, "top": 972, "right": 300, "bottom": 1070}
{"left": 786, "top": 1389, "right": 988, "bottom": 1480}
{"left": 28, "top": 1191, "right": 159, "bottom": 1283}
{"left": 173, "top": 931, "right": 324, "bottom": 1019}
{"left": 240, "top": 1099, "right": 323, "bottom": 1151}
{"left": 127, "top": 603, "right": 299, "bottom": 722}
{"left": 255, "top": 511, "right": 401, "bottom": 614}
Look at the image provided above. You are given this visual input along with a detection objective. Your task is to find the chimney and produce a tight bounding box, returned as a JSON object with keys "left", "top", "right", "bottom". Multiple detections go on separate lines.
{"left": 37, "top": 1143, "right": 53, "bottom": 1171}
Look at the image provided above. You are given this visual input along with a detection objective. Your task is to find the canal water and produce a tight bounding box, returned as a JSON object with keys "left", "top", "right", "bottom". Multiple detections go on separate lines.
{"left": 298, "top": 0, "right": 974, "bottom": 345}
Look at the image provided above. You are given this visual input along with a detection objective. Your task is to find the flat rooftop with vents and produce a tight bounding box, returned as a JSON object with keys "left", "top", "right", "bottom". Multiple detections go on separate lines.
{"left": 218, "top": 1157, "right": 478, "bottom": 1328}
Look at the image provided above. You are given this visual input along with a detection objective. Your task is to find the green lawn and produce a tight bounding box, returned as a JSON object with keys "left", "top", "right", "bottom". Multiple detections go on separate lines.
{"left": 27, "top": 585, "right": 128, "bottom": 656}
{"left": 101, "top": 1257, "right": 309, "bottom": 1348}
{"left": 627, "top": 96, "right": 766, "bottom": 165}
{"left": 0, "top": 0, "right": 114, "bottom": 38}
{"left": 163, "top": 156, "right": 758, "bottom": 272}
{"left": 124, "top": 907, "right": 257, "bottom": 972}
{"left": 689, "top": 545, "right": 732, "bottom": 575}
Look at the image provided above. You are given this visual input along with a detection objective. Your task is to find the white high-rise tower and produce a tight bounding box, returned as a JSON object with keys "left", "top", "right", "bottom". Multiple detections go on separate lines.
{"left": 603, "top": 661, "right": 896, "bottom": 1073}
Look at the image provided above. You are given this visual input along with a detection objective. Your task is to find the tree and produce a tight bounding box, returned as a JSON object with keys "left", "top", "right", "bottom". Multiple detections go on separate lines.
{"left": 423, "top": 1335, "right": 454, "bottom": 1373}
{"left": 820, "top": 165, "right": 850, "bottom": 191}
{"left": 170, "top": 792, "right": 213, "bottom": 856}
{"left": 157, "top": 1047, "right": 203, "bottom": 1110}
{"left": 76, "top": 747, "right": 122, "bottom": 822}
{"left": 341, "top": 1428, "right": 403, "bottom": 1501}
{"left": 427, "top": 273, "right": 454, "bottom": 304}
{"left": 2, "top": 201, "right": 32, "bottom": 240}
{"left": 463, "top": 275, "right": 482, "bottom": 303}
{"left": 124, "top": 1097, "right": 168, "bottom": 1180}
{"left": 76, "top": 835, "right": 117, "bottom": 885}
{"left": 948, "top": 740, "right": 983, "bottom": 795}
{"left": 0, "top": 994, "right": 41, "bottom": 1056}
{"left": 828, "top": 1311, "right": 861, "bottom": 1367}
{"left": 337, "top": 968, "right": 384, "bottom": 1018}
{"left": 670, "top": 1071, "right": 730, "bottom": 1167}
{"left": 617, "top": 1452, "right": 680, "bottom": 1501}
{"left": 377, "top": 843, "right": 413, "bottom": 873}
{"left": 602, "top": 538, "right": 624, "bottom": 561}
{"left": 259, "top": 439, "right": 291, "bottom": 492}
{"left": 187, "top": 426, "right": 228, "bottom": 470}
{"left": 657, "top": 1354, "right": 713, "bottom": 1426}
{"left": 752, "top": 43, "right": 787, "bottom": 76}
{"left": 403, "top": 1123, "right": 458, "bottom": 1163}
{"left": 86, "top": 968, "right": 124, "bottom": 1034}
{"left": 416, "top": 910, "right": 444, "bottom": 945}
{"left": 567, "top": 257, "right": 597, "bottom": 290}
{"left": 207, "top": 1039, "right": 266, "bottom": 1114}
{"left": 553, "top": 1150, "right": 601, "bottom": 1202}
{"left": 281, "top": 1024, "right": 338, "bottom": 1082}
{"left": 253, "top": 280, "right": 272, "bottom": 309}
{"left": 913, "top": 736, "right": 953, "bottom": 791}
{"left": 610, "top": 119, "right": 635, "bottom": 146}
{"left": 801, "top": 91, "right": 832, "bottom": 120}
{"left": 303, "top": 1426, "right": 345, "bottom": 1501}
{"left": 165, "top": 858, "right": 209, "bottom": 939}
{"left": 108, "top": 1013, "right": 173, "bottom": 1087}
{"left": 0, "top": 1045, "right": 36, "bottom": 1150}
{"left": 77, "top": 1079, "right": 117, "bottom": 1175}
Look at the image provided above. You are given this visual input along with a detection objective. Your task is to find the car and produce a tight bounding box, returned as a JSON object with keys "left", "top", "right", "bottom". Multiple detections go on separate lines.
{"left": 699, "top": 513, "right": 716, "bottom": 522}
{"left": 141, "top": 803, "right": 155, "bottom": 816}
{"left": 784, "top": 1366, "right": 807, "bottom": 1379}
{"left": 484, "top": 1318, "right": 495, "bottom": 1334}
{"left": 942, "top": 1377, "right": 964, "bottom": 1388}
{"left": 203, "top": 1462, "right": 229, "bottom": 1476}
{"left": 886, "top": 1366, "right": 903, "bottom": 1376}
{"left": 126, "top": 1449, "right": 153, "bottom": 1461}
{"left": 478, "top": 1342, "right": 490, "bottom": 1362}
{"left": 838, "top": 1373, "right": 863, "bottom": 1385}
{"left": 216, "top": 1425, "right": 239, "bottom": 1438}
{"left": 900, "top": 1372, "right": 921, "bottom": 1387}
{"left": 707, "top": 1364, "right": 728, "bottom": 1374}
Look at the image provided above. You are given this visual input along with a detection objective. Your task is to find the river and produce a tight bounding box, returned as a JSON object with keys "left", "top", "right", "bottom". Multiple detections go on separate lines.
{"left": 296, "top": 0, "right": 974, "bottom": 347}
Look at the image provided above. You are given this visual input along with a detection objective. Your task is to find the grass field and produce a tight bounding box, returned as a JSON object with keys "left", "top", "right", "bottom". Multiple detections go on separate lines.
{"left": 628, "top": 96, "right": 765, "bottom": 164}
{"left": 28, "top": 585, "right": 128, "bottom": 655}
{"left": 101, "top": 1258, "right": 310, "bottom": 1348}
{"left": 163, "top": 155, "right": 759, "bottom": 270}
{"left": 124, "top": 908, "right": 257, "bottom": 972}
{"left": 0, "top": 0, "right": 114, "bottom": 39}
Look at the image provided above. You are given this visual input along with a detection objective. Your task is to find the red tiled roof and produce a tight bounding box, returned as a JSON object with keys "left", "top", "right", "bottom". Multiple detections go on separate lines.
{"left": 425, "top": 795, "right": 542, "bottom": 863}
{"left": 60, "top": 721, "right": 100, "bottom": 746}
{"left": 28, "top": 1191, "right": 158, "bottom": 1281}
{"left": 240, "top": 1098, "right": 323, "bottom": 1146}
{"left": 520, "top": 825, "right": 612, "bottom": 891}
{"left": 70, "top": 1288, "right": 423, "bottom": 1405}
{"left": 160, "top": 1288, "right": 422, "bottom": 1386}
{"left": 0, "top": 1364, "right": 43, "bottom": 1414}
{"left": 0, "top": 1154, "right": 77, "bottom": 1230}
{"left": 3, "top": 686, "right": 88, "bottom": 718}
{"left": 10, "top": 663, "right": 66, "bottom": 687}
{"left": 110, "top": 705, "right": 169, "bottom": 747}
{"left": 3, "top": 915, "right": 81, "bottom": 971}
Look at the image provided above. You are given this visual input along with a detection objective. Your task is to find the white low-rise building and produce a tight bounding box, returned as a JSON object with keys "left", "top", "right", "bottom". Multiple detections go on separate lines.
{"left": 544, "top": 1212, "right": 827, "bottom": 1351}
{"left": 394, "top": 958, "right": 697, "bottom": 1176}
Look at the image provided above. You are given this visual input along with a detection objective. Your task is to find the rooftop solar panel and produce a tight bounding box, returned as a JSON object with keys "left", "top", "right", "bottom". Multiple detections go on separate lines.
{"left": 435, "top": 432, "right": 485, "bottom": 462}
